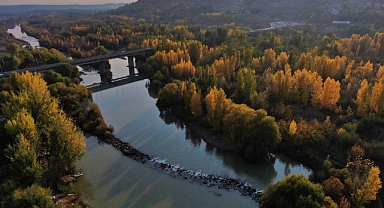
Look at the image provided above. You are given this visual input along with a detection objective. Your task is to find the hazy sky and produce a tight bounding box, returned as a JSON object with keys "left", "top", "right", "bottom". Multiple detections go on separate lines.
{"left": 0, "top": 0, "right": 136, "bottom": 5}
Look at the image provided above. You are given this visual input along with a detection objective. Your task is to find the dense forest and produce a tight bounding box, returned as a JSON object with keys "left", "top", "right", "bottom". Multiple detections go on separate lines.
{"left": 1, "top": 0, "right": 384, "bottom": 207}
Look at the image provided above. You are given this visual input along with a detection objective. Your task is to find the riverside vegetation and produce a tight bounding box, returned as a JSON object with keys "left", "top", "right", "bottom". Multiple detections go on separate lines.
{"left": 0, "top": 2, "right": 384, "bottom": 207}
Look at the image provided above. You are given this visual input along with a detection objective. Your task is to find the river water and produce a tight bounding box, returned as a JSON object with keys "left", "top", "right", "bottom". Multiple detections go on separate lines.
{"left": 8, "top": 25, "right": 311, "bottom": 208}
{"left": 7, "top": 25, "right": 40, "bottom": 48}
{"left": 76, "top": 60, "right": 311, "bottom": 207}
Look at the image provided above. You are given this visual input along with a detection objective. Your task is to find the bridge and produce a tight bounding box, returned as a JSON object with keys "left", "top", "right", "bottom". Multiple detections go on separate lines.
{"left": 0, "top": 48, "right": 155, "bottom": 77}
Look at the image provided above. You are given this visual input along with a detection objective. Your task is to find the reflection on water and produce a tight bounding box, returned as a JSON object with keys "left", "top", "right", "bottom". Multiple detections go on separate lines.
{"left": 79, "top": 58, "right": 138, "bottom": 86}
{"left": 7, "top": 25, "right": 40, "bottom": 48}
{"left": 74, "top": 58, "right": 311, "bottom": 207}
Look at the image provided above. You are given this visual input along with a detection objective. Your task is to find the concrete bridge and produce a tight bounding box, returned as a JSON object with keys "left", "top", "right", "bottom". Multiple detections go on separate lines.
{"left": 0, "top": 48, "right": 155, "bottom": 77}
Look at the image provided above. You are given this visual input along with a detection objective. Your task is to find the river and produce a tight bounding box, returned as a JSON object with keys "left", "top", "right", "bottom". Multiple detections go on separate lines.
{"left": 8, "top": 25, "right": 311, "bottom": 208}
{"left": 76, "top": 61, "right": 311, "bottom": 207}
{"left": 7, "top": 25, "right": 40, "bottom": 48}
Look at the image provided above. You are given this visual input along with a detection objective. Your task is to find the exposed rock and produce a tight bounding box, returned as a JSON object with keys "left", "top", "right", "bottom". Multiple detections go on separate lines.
{"left": 100, "top": 135, "right": 263, "bottom": 202}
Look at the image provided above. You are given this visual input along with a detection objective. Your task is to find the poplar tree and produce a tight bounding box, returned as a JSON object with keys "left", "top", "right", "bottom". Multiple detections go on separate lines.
{"left": 319, "top": 77, "right": 341, "bottom": 110}
{"left": 370, "top": 77, "right": 384, "bottom": 116}
{"left": 356, "top": 79, "right": 372, "bottom": 117}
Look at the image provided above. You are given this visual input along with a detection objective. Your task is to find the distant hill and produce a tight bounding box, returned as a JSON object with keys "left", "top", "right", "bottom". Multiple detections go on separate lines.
{"left": 103, "top": 0, "right": 384, "bottom": 36}
{"left": 0, "top": 4, "right": 125, "bottom": 17}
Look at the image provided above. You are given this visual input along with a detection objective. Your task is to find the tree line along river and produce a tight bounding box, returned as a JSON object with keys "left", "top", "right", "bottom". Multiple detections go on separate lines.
{"left": 8, "top": 25, "right": 311, "bottom": 208}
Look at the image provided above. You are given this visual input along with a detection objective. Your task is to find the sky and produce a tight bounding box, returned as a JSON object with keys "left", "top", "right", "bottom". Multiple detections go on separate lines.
{"left": 0, "top": 0, "right": 136, "bottom": 5}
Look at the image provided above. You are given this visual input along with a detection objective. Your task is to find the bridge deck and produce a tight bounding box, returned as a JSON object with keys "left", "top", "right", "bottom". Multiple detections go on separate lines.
{"left": 0, "top": 48, "right": 154, "bottom": 77}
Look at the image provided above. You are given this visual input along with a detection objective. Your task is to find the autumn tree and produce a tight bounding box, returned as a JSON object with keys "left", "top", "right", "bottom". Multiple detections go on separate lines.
{"left": 2, "top": 71, "right": 86, "bottom": 187}
{"left": 289, "top": 69, "right": 322, "bottom": 106}
{"left": 296, "top": 52, "right": 313, "bottom": 70}
{"left": 344, "top": 144, "right": 382, "bottom": 208}
{"left": 356, "top": 79, "right": 372, "bottom": 117}
{"left": 171, "top": 59, "right": 196, "bottom": 79}
{"left": 370, "top": 77, "right": 384, "bottom": 116}
{"left": 190, "top": 90, "right": 203, "bottom": 117}
{"left": 262, "top": 48, "right": 277, "bottom": 70}
{"left": 322, "top": 176, "right": 345, "bottom": 203}
{"left": 317, "top": 77, "right": 341, "bottom": 110}
{"left": 289, "top": 120, "right": 297, "bottom": 136}
{"left": 205, "top": 87, "right": 229, "bottom": 132}
{"left": 270, "top": 64, "right": 292, "bottom": 102}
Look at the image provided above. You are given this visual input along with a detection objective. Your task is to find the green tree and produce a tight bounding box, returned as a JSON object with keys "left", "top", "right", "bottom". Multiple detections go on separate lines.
{"left": 4, "top": 134, "right": 43, "bottom": 188}
{"left": 233, "top": 68, "right": 256, "bottom": 105}
{"left": 187, "top": 40, "right": 202, "bottom": 66}
{"left": 9, "top": 184, "right": 55, "bottom": 208}
{"left": 157, "top": 83, "right": 182, "bottom": 107}
{"left": 260, "top": 174, "right": 325, "bottom": 208}
{"left": 94, "top": 46, "right": 107, "bottom": 56}
{"left": 44, "top": 70, "right": 71, "bottom": 86}
{"left": 55, "top": 63, "right": 79, "bottom": 79}
{"left": 245, "top": 111, "right": 281, "bottom": 162}
{"left": 48, "top": 112, "right": 86, "bottom": 177}
{"left": 7, "top": 43, "right": 20, "bottom": 52}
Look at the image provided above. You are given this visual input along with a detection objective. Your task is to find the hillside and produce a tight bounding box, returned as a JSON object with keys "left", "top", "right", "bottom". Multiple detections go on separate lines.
{"left": 0, "top": 4, "right": 125, "bottom": 18}
{"left": 107, "top": 0, "right": 384, "bottom": 37}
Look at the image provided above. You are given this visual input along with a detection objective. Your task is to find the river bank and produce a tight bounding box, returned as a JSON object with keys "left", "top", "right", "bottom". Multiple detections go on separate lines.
{"left": 185, "top": 122, "right": 242, "bottom": 152}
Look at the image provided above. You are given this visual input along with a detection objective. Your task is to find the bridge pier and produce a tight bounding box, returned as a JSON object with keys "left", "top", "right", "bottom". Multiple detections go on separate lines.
{"left": 128, "top": 56, "right": 135, "bottom": 77}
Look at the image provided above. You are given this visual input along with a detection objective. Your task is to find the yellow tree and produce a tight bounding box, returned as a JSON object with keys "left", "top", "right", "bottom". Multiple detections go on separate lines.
{"left": 289, "top": 120, "right": 297, "bottom": 136}
{"left": 276, "top": 52, "right": 289, "bottom": 70}
{"left": 4, "top": 72, "right": 60, "bottom": 126}
{"left": 370, "top": 77, "right": 384, "bottom": 116}
{"left": 271, "top": 64, "right": 292, "bottom": 102}
{"left": 319, "top": 77, "right": 341, "bottom": 110}
{"left": 171, "top": 59, "right": 196, "bottom": 79}
{"left": 190, "top": 90, "right": 203, "bottom": 117}
{"left": 356, "top": 79, "right": 372, "bottom": 117}
{"left": 205, "top": 87, "right": 229, "bottom": 132}
{"left": 297, "top": 52, "right": 313, "bottom": 70}
{"left": 2, "top": 71, "right": 86, "bottom": 183}
{"left": 353, "top": 167, "right": 382, "bottom": 207}
{"left": 262, "top": 48, "right": 277, "bottom": 70}
{"left": 376, "top": 66, "right": 384, "bottom": 80}
{"left": 345, "top": 144, "right": 382, "bottom": 208}
{"left": 290, "top": 69, "right": 322, "bottom": 106}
